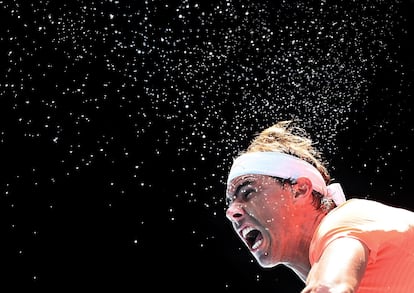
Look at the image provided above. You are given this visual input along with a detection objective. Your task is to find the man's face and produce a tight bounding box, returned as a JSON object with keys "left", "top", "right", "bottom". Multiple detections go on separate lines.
{"left": 226, "top": 174, "right": 299, "bottom": 267}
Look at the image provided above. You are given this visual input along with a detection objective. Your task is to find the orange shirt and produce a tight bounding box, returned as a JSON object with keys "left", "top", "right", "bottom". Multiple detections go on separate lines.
{"left": 309, "top": 198, "right": 414, "bottom": 292}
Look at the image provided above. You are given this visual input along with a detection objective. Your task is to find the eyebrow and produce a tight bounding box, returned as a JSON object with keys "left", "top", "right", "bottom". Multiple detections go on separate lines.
{"left": 228, "top": 179, "right": 255, "bottom": 199}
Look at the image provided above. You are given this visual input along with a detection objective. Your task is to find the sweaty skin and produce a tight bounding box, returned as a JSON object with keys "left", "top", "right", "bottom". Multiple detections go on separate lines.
{"left": 226, "top": 175, "right": 323, "bottom": 281}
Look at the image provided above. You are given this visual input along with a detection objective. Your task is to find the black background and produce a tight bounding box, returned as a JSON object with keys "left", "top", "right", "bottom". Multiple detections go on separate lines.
{"left": 1, "top": 0, "right": 413, "bottom": 291}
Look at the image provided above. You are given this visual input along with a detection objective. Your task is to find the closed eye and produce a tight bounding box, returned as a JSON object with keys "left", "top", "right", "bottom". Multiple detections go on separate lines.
{"left": 240, "top": 188, "right": 256, "bottom": 200}
{"left": 226, "top": 179, "right": 257, "bottom": 206}
{"left": 225, "top": 197, "right": 232, "bottom": 207}
{"left": 225, "top": 189, "right": 255, "bottom": 207}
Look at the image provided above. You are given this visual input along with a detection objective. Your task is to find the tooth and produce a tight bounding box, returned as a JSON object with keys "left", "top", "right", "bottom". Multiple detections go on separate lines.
{"left": 242, "top": 226, "right": 253, "bottom": 238}
{"left": 252, "top": 239, "right": 262, "bottom": 250}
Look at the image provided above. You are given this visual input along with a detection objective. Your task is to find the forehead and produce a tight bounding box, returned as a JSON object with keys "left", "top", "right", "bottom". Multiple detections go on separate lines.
{"left": 226, "top": 174, "right": 274, "bottom": 196}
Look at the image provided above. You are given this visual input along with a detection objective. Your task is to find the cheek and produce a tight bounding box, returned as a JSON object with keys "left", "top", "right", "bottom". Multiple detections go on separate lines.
{"left": 263, "top": 195, "right": 290, "bottom": 213}
{"left": 253, "top": 192, "right": 289, "bottom": 221}
{"left": 260, "top": 205, "right": 289, "bottom": 226}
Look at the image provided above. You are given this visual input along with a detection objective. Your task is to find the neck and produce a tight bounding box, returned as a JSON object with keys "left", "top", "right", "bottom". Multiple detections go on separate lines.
{"left": 286, "top": 209, "right": 327, "bottom": 282}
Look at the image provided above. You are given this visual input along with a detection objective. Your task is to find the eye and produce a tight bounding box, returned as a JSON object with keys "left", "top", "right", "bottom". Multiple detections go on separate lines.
{"left": 225, "top": 197, "right": 233, "bottom": 207}
{"left": 240, "top": 188, "right": 256, "bottom": 200}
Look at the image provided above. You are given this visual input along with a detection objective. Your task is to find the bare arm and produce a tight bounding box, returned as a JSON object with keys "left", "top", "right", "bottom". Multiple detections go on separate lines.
{"left": 301, "top": 237, "right": 369, "bottom": 293}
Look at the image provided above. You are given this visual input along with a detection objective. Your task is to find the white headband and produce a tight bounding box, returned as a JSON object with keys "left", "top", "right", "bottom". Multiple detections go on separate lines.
{"left": 227, "top": 152, "right": 346, "bottom": 206}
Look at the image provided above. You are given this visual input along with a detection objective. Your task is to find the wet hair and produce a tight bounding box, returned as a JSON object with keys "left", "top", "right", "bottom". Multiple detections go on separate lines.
{"left": 242, "top": 120, "right": 333, "bottom": 210}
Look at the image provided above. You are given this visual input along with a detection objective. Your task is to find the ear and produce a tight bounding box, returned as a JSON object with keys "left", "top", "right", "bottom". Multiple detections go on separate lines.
{"left": 292, "top": 177, "right": 313, "bottom": 202}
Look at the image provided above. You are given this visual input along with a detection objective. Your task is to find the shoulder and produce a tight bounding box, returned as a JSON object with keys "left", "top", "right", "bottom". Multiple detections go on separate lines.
{"left": 325, "top": 198, "right": 402, "bottom": 223}
{"left": 318, "top": 198, "right": 413, "bottom": 235}
{"left": 310, "top": 198, "right": 414, "bottom": 264}
{"left": 334, "top": 198, "right": 383, "bottom": 211}
{"left": 328, "top": 198, "right": 414, "bottom": 224}
{"left": 320, "top": 198, "right": 375, "bottom": 228}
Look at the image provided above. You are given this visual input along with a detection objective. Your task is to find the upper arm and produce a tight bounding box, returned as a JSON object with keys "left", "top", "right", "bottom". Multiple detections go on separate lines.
{"left": 302, "top": 237, "right": 369, "bottom": 293}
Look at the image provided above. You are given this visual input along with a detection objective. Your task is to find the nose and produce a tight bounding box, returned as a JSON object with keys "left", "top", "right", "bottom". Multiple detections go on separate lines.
{"left": 226, "top": 202, "right": 246, "bottom": 222}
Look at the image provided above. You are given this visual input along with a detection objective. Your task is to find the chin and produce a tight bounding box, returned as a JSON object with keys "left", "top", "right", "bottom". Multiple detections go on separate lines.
{"left": 258, "top": 261, "right": 278, "bottom": 268}
{"left": 256, "top": 254, "right": 279, "bottom": 268}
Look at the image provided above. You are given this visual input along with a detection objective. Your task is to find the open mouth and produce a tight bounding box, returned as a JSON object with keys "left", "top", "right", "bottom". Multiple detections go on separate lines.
{"left": 241, "top": 226, "right": 263, "bottom": 250}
